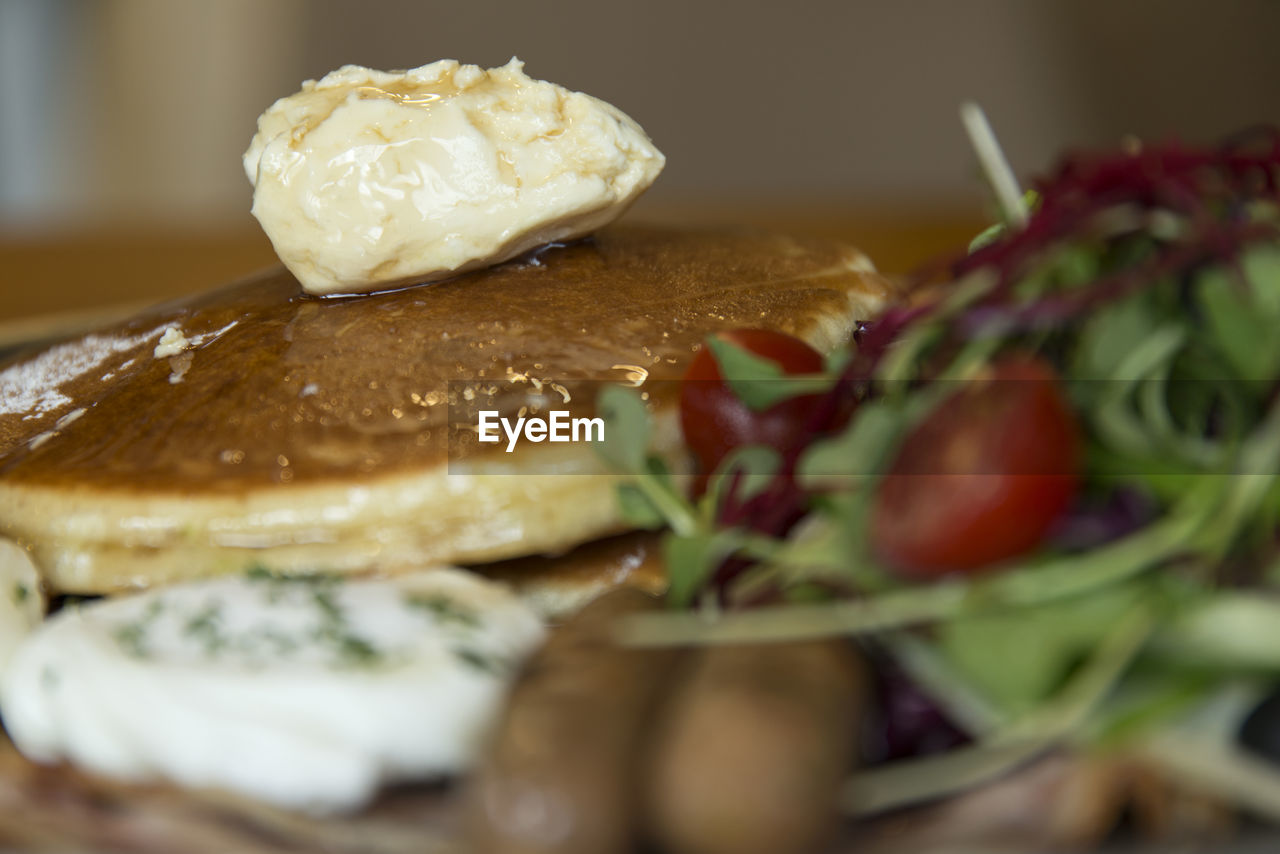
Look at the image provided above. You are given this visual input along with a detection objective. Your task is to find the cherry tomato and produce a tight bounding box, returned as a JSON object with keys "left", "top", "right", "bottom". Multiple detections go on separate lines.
{"left": 679, "top": 329, "right": 825, "bottom": 476}
{"left": 869, "top": 356, "right": 1080, "bottom": 577}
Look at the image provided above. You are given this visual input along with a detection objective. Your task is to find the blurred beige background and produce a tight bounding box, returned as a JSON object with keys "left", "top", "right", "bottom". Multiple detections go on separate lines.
{"left": 5, "top": 0, "right": 1280, "bottom": 228}
{"left": 1, "top": 0, "right": 1279, "bottom": 324}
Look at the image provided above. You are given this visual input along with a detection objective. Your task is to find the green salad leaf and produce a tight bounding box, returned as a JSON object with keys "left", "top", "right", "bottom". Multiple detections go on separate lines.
{"left": 937, "top": 583, "right": 1150, "bottom": 716}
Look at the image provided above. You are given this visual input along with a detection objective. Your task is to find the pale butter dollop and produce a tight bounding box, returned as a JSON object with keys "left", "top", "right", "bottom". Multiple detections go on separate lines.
{"left": 243, "top": 58, "right": 665, "bottom": 295}
{"left": 2, "top": 568, "right": 544, "bottom": 813}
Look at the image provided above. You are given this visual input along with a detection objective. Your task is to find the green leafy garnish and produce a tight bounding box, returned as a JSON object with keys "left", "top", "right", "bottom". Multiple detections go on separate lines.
{"left": 113, "top": 623, "right": 150, "bottom": 659}
{"left": 112, "top": 600, "right": 165, "bottom": 660}
{"left": 183, "top": 601, "right": 226, "bottom": 657}
{"left": 937, "top": 584, "right": 1148, "bottom": 716}
{"left": 597, "top": 128, "right": 1280, "bottom": 785}
{"left": 335, "top": 634, "right": 383, "bottom": 666}
{"left": 594, "top": 384, "right": 651, "bottom": 473}
{"left": 453, "top": 647, "right": 507, "bottom": 675}
{"left": 663, "top": 530, "right": 740, "bottom": 609}
{"left": 405, "top": 593, "right": 481, "bottom": 628}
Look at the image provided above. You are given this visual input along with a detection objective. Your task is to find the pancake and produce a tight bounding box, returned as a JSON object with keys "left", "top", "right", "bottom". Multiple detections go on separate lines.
{"left": 0, "top": 226, "right": 894, "bottom": 594}
{"left": 478, "top": 530, "right": 667, "bottom": 617}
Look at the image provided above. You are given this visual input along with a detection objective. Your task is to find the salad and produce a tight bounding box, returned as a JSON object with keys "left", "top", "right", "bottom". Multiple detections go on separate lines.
{"left": 595, "top": 124, "right": 1280, "bottom": 844}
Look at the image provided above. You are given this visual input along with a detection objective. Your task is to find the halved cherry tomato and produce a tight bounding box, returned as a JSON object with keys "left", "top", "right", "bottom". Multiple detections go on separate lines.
{"left": 869, "top": 356, "right": 1080, "bottom": 577}
{"left": 679, "top": 329, "right": 825, "bottom": 476}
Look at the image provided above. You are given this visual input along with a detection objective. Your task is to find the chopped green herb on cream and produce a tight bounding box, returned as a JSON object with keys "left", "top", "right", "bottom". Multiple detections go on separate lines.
{"left": 405, "top": 593, "right": 481, "bottom": 628}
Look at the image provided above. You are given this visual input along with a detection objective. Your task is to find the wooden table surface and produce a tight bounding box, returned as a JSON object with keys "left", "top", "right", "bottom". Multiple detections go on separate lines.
{"left": 0, "top": 204, "right": 987, "bottom": 347}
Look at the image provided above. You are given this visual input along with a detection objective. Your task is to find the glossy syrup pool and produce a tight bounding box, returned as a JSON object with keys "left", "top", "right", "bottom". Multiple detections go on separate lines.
{"left": 0, "top": 226, "right": 886, "bottom": 492}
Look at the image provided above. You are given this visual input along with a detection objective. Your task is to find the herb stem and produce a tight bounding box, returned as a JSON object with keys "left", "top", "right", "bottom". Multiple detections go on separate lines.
{"left": 842, "top": 604, "right": 1152, "bottom": 817}
{"left": 617, "top": 503, "right": 1202, "bottom": 648}
{"left": 960, "top": 102, "right": 1028, "bottom": 230}
{"left": 616, "top": 581, "right": 969, "bottom": 646}
{"left": 634, "top": 469, "right": 699, "bottom": 538}
{"left": 996, "top": 604, "right": 1153, "bottom": 745}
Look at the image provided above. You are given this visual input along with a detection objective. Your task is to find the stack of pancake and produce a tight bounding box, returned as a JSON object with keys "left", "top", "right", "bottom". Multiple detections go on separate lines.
{"left": 0, "top": 225, "right": 892, "bottom": 605}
